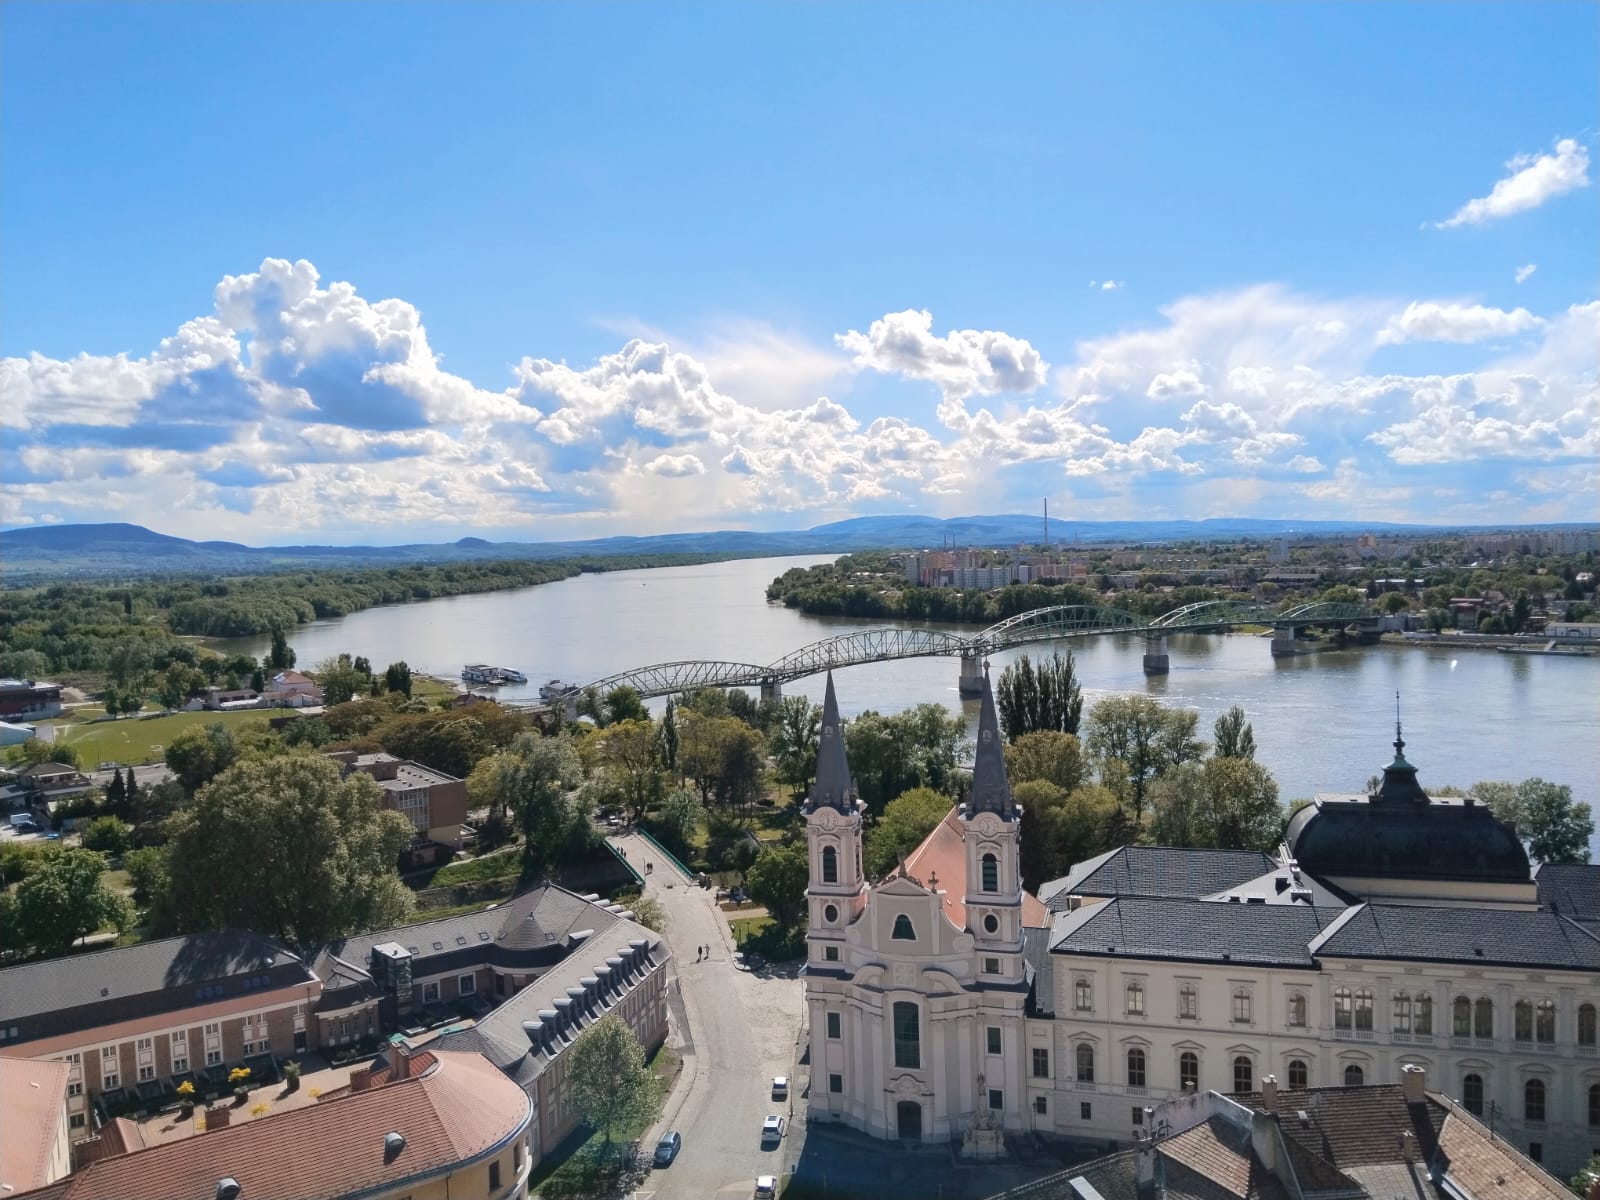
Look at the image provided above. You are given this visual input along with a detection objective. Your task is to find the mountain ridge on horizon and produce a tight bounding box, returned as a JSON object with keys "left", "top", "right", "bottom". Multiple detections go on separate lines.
{"left": 4, "top": 514, "right": 1594, "bottom": 581}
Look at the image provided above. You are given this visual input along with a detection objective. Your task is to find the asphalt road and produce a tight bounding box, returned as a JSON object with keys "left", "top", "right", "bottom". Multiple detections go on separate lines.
{"left": 609, "top": 832, "right": 806, "bottom": 1200}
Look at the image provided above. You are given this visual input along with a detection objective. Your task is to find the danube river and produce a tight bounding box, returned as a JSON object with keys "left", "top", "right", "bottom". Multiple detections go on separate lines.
{"left": 216, "top": 555, "right": 1599, "bottom": 816}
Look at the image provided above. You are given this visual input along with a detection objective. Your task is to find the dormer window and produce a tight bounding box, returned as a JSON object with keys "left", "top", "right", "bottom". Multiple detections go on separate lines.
{"left": 892, "top": 914, "right": 916, "bottom": 941}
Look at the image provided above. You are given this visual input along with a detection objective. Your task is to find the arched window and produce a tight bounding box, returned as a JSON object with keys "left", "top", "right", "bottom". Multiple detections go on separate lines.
{"left": 1393, "top": 992, "right": 1412, "bottom": 1034}
{"left": 1589, "top": 1082, "right": 1599, "bottom": 1129}
{"left": 1178, "top": 982, "right": 1197, "bottom": 1019}
{"left": 1232, "top": 989, "right": 1252, "bottom": 1024}
{"left": 1074, "top": 977, "right": 1093, "bottom": 1012}
{"left": 1287, "top": 1059, "right": 1308, "bottom": 1090}
{"left": 892, "top": 1002, "right": 920, "bottom": 1069}
{"left": 1343, "top": 1064, "right": 1364, "bottom": 1087}
{"left": 1461, "top": 1073, "right": 1483, "bottom": 1115}
{"left": 1126, "top": 981, "right": 1145, "bottom": 1016}
{"left": 1179, "top": 1051, "right": 1199, "bottom": 1092}
{"left": 1514, "top": 999, "right": 1533, "bottom": 1042}
{"left": 1524, "top": 1078, "right": 1546, "bottom": 1123}
{"left": 1453, "top": 995, "right": 1471, "bottom": 1037}
{"left": 1353, "top": 989, "right": 1374, "bottom": 1032}
{"left": 1415, "top": 993, "right": 1433, "bottom": 1036}
{"left": 1126, "top": 1048, "right": 1146, "bottom": 1088}
{"left": 1535, "top": 999, "right": 1555, "bottom": 1043}
{"left": 1233, "top": 1055, "right": 1254, "bottom": 1094}
{"left": 980, "top": 853, "right": 998, "bottom": 894}
{"left": 1473, "top": 996, "right": 1493, "bottom": 1039}
{"left": 1581, "top": 1002, "right": 1598, "bottom": 1047}
{"left": 892, "top": 914, "right": 915, "bottom": 941}
{"left": 1075, "top": 1043, "right": 1095, "bottom": 1083}
{"left": 1333, "top": 987, "right": 1352, "bottom": 1031}
{"left": 1287, "top": 993, "right": 1307, "bottom": 1027}
{"left": 822, "top": 846, "right": 838, "bottom": 884}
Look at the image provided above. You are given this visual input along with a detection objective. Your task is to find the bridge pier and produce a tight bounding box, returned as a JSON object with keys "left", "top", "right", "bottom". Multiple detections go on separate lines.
{"left": 1270, "top": 626, "right": 1302, "bottom": 658}
{"left": 759, "top": 678, "right": 782, "bottom": 705}
{"left": 1142, "top": 635, "right": 1169, "bottom": 676}
{"left": 957, "top": 653, "right": 985, "bottom": 698}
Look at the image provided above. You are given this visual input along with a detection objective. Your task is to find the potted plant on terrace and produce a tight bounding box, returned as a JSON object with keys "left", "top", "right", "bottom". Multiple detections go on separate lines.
{"left": 283, "top": 1061, "right": 301, "bottom": 1093}
{"left": 176, "top": 1080, "right": 195, "bottom": 1119}
{"left": 229, "top": 1066, "right": 252, "bottom": 1104}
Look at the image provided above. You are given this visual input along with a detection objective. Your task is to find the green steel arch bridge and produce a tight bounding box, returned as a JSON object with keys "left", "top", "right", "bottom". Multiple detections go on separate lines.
{"left": 510, "top": 600, "right": 1377, "bottom": 709}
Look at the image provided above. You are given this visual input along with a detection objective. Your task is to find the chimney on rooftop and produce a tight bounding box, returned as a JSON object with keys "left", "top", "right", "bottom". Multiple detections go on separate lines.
{"left": 1401, "top": 1063, "right": 1426, "bottom": 1104}
{"left": 205, "top": 1106, "right": 231, "bottom": 1130}
{"left": 1135, "top": 1146, "right": 1157, "bottom": 1199}
{"left": 349, "top": 1065, "right": 375, "bottom": 1092}
{"left": 1261, "top": 1074, "right": 1279, "bottom": 1113}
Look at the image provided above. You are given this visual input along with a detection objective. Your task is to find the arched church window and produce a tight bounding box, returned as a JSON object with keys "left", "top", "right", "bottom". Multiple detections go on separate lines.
{"left": 1179, "top": 1051, "right": 1199, "bottom": 1091}
{"left": 1343, "top": 1064, "right": 1364, "bottom": 1087}
{"left": 1473, "top": 996, "right": 1493, "bottom": 1039}
{"left": 1232, "top": 1055, "right": 1254, "bottom": 1094}
{"left": 822, "top": 846, "right": 838, "bottom": 884}
{"left": 1461, "top": 1072, "right": 1483, "bottom": 1115}
{"left": 980, "top": 853, "right": 998, "bottom": 893}
{"left": 1287, "top": 1059, "right": 1308, "bottom": 1089}
{"left": 1075, "top": 1043, "right": 1095, "bottom": 1082}
{"left": 891, "top": 914, "right": 915, "bottom": 941}
{"left": 1524, "top": 1078, "right": 1546, "bottom": 1122}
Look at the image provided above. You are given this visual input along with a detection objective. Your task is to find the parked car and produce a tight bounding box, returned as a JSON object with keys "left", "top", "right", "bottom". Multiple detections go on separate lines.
{"left": 653, "top": 1130, "right": 682, "bottom": 1166}
{"left": 760, "top": 1114, "right": 784, "bottom": 1143}
{"left": 771, "top": 1075, "right": 788, "bottom": 1101}
{"left": 755, "top": 1176, "right": 777, "bottom": 1199}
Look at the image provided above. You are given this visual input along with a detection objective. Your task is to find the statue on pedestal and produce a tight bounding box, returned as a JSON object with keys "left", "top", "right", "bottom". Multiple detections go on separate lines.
{"left": 960, "top": 1072, "right": 1007, "bottom": 1160}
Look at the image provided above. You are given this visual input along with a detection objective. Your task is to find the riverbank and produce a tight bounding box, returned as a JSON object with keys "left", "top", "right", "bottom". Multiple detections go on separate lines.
{"left": 1384, "top": 630, "right": 1600, "bottom": 656}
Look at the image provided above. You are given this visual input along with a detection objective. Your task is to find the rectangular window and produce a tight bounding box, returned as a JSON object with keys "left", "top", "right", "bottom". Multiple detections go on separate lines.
{"left": 137, "top": 1064, "right": 156, "bottom": 1082}
{"left": 1080, "top": 1101, "right": 1092, "bottom": 1120}
{"left": 67, "top": 1081, "right": 84, "bottom": 1098}
{"left": 824, "top": 946, "right": 839, "bottom": 962}
{"left": 829, "top": 1073, "right": 843, "bottom": 1094}
{"left": 826, "top": 1012, "right": 841, "bottom": 1039}
{"left": 1233, "top": 991, "right": 1252, "bottom": 1023}
{"left": 488, "top": 1160, "right": 501, "bottom": 1190}
{"left": 1132, "top": 1105, "right": 1144, "bottom": 1126}
{"left": 1032, "top": 1048, "right": 1050, "bottom": 1078}
{"left": 984, "top": 957, "right": 1001, "bottom": 975}
{"left": 172, "top": 1054, "right": 189, "bottom": 1074}
{"left": 1179, "top": 983, "right": 1197, "bottom": 1019}
{"left": 458, "top": 974, "right": 476, "bottom": 996}
{"left": 1074, "top": 978, "right": 1093, "bottom": 1012}
{"left": 986, "top": 1026, "right": 1002, "bottom": 1055}
{"left": 988, "top": 1089, "right": 1003, "bottom": 1110}
{"left": 1528, "top": 1142, "right": 1542, "bottom": 1163}
{"left": 1034, "top": 1095, "right": 1048, "bottom": 1115}
{"left": 69, "top": 1113, "right": 86, "bottom": 1130}
{"left": 892, "top": 1002, "right": 921, "bottom": 1070}
{"left": 206, "top": 1048, "right": 223, "bottom": 1066}
{"left": 422, "top": 981, "right": 440, "bottom": 1003}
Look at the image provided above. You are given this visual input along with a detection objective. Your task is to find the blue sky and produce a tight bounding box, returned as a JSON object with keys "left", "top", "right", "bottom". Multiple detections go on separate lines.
{"left": 2, "top": 2, "right": 1596, "bottom": 543}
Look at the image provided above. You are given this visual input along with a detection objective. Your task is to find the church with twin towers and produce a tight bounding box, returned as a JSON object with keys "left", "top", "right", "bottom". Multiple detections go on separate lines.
{"left": 801, "top": 670, "right": 1600, "bottom": 1175}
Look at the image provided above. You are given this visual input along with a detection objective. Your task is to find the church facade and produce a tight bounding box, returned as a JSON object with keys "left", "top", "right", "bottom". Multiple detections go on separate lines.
{"left": 803, "top": 679, "right": 1600, "bottom": 1179}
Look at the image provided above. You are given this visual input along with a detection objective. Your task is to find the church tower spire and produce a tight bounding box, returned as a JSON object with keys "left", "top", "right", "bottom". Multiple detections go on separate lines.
{"left": 968, "top": 664, "right": 1015, "bottom": 820}
{"left": 803, "top": 673, "right": 866, "bottom": 972}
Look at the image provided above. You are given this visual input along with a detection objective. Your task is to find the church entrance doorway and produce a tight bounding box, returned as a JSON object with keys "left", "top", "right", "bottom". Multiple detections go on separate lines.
{"left": 896, "top": 1100, "right": 922, "bottom": 1140}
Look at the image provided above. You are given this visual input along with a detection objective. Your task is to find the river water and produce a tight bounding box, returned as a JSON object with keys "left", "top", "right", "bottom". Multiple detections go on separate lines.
{"left": 214, "top": 555, "right": 1599, "bottom": 821}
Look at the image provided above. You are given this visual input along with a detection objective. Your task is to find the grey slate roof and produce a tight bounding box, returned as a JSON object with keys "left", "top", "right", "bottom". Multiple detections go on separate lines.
{"left": 1534, "top": 862, "right": 1600, "bottom": 922}
{"left": 0, "top": 930, "right": 304, "bottom": 1024}
{"left": 1309, "top": 903, "right": 1600, "bottom": 971}
{"left": 1040, "top": 846, "right": 1275, "bottom": 908}
{"left": 1048, "top": 897, "right": 1339, "bottom": 967}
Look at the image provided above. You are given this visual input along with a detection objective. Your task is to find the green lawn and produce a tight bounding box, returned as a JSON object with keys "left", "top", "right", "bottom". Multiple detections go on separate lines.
{"left": 427, "top": 847, "right": 521, "bottom": 887}
{"left": 729, "top": 915, "right": 774, "bottom": 944}
{"left": 43, "top": 709, "right": 273, "bottom": 767}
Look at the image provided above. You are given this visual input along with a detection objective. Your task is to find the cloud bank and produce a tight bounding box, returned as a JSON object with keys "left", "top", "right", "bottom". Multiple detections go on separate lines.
{"left": 3, "top": 259, "right": 1596, "bottom": 540}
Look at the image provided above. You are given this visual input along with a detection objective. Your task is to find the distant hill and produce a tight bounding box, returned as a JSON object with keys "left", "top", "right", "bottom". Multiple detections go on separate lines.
{"left": 1, "top": 515, "right": 1584, "bottom": 581}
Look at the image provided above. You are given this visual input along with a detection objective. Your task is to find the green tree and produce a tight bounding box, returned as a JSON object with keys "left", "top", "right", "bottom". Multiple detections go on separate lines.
{"left": 1475, "top": 778, "right": 1594, "bottom": 864}
{"left": 382, "top": 661, "right": 413, "bottom": 697}
{"left": 164, "top": 755, "right": 415, "bottom": 948}
{"left": 647, "top": 787, "right": 703, "bottom": 859}
{"left": 17, "top": 738, "right": 78, "bottom": 768}
{"left": 1148, "top": 758, "right": 1283, "bottom": 851}
{"left": 603, "top": 686, "right": 648, "bottom": 726}
{"left": 621, "top": 893, "right": 667, "bottom": 933}
{"left": 157, "top": 663, "right": 205, "bottom": 710}
{"left": 81, "top": 816, "right": 132, "bottom": 857}
{"left": 165, "top": 722, "right": 239, "bottom": 794}
{"left": 282, "top": 717, "right": 332, "bottom": 748}
{"left": 494, "top": 732, "right": 592, "bottom": 879}
{"left": 1003, "top": 731, "right": 1090, "bottom": 793}
{"left": 1084, "top": 696, "right": 1206, "bottom": 819}
{"left": 566, "top": 1014, "right": 664, "bottom": 1149}
{"left": 314, "top": 657, "right": 369, "bottom": 707}
{"left": 267, "top": 628, "right": 296, "bottom": 670}
{"left": 769, "top": 695, "right": 822, "bottom": 797}
{"left": 1570, "top": 1151, "right": 1599, "bottom": 1199}
{"left": 659, "top": 696, "right": 680, "bottom": 774}
{"left": 745, "top": 842, "right": 809, "bottom": 931}
{"left": 105, "top": 768, "right": 126, "bottom": 810}
{"left": 13, "top": 848, "right": 131, "bottom": 956}
{"left": 865, "top": 787, "right": 951, "bottom": 877}
{"left": 845, "top": 705, "right": 968, "bottom": 813}
{"left": 598, "top": 719, "right": 664, "bottom": 824}
{"left": 1012, "top": 780, "right": 1119, "bottom": 891}
{"left": 1212, "top": 706, "right": 1257, "bottom": 761}
{"left": 995, "top": 650, "right": 1084, "bottom": 741}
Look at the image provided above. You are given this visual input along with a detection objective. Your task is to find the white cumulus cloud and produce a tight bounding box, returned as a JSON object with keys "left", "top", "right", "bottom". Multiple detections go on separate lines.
{"left": 1436, "top": 138, "right": 1590, "bottom": 229}
{"left": 1514, "top": 264, "right": 1537, "bottom": 285}
{"left": 1377, "top": 301, "right": 1543, "bottom": 345}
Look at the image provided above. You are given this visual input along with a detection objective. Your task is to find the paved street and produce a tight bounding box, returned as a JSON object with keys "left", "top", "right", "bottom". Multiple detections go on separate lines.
{"left": 608, "top": 832, "right": 807, "bottom": 1200}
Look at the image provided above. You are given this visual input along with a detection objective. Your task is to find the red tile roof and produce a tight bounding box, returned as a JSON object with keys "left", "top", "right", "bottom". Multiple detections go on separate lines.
{"left": 904, "top": 808, "right": 1050, "bottom": 932}
{"left": 0, "top": 1058, "right": 71, "bottom": 1193}
{"left": 24, "top": 1051, "right": 528, "bottom": 1200}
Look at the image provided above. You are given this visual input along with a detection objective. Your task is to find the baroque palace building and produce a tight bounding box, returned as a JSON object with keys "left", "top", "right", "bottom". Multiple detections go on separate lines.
{"left": 803, "top": 675, "right": 1600, "bottom": 1179}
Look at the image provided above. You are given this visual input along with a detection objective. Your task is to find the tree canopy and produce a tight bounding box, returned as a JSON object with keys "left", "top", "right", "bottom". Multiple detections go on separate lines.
{"left": 566, "top": 1014, "right": 663, "bottom": 1148}
{"left": 844, "top": 704, "right": 968, "bottom": 813}
{"left": 996, "top": 650, "right": 1084, "bottom": 741}
{"left": 1212, "top": 706, "right": 1257, "bottom": 761}
{"left": 1084, "top": 695, "right": 1206, "bottom": 818}
{"left": 745, "top": 842, "right": 809, "bottom": 931}
{"left": 865, "top": 787, "right": 951, "bottom": 878}
{"left": 1473, "top": 777, "right": 1594, "bottom": 864}
{"left": 1148, "top": 757, "right": 1283, "bottom": 852}
{"left": 163, "top": 755, "right": 415, "bottom": 947}
{"left": 11, "top": 848, "right": 131, "bottom": 957}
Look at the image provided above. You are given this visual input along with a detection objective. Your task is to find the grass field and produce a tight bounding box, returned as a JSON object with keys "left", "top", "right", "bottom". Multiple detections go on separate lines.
{"left": 43, "top": 709, "right": 273, "bottom": 767}
{"left": 426, "top": 847, "right": 521, "bottom": 887}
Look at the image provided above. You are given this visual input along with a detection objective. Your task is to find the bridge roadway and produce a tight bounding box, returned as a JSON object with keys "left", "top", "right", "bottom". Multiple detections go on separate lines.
{"left": 506, "top": 600, "right": 1377, "bottom": 708}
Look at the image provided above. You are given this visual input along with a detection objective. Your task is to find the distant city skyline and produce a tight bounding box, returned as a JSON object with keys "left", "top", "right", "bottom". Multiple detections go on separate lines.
{"left": 2, "top": 3, "right": 1596, "bottom": 543}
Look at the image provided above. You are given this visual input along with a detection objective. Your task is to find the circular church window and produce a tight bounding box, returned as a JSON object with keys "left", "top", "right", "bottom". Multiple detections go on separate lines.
{"left": 824, "top": 904, "right": 839, "bottom": 923}
{"left": 983, "top": 914, "right": 999, "bottom": 934}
